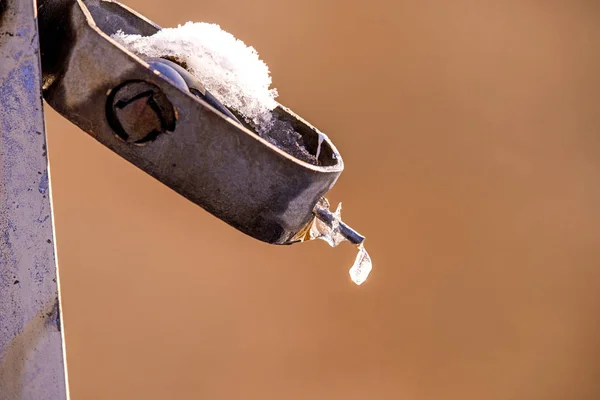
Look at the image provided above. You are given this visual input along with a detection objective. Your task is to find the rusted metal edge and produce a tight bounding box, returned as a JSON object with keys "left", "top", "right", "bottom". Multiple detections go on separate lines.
{"left": 0, "top": 0, "right": 69, "bottom": 398}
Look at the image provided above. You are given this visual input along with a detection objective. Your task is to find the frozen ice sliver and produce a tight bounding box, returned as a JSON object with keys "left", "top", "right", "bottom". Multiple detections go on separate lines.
{"left": 310, "top": 202, "right": 347, "bottom": 247}
{"left": 350, "top": 244, "right": 372, "bottom": 285}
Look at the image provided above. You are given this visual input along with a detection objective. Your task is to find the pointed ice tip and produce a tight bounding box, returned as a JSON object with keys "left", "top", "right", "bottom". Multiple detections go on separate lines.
{"left": 349, "top": 245, "right": 372, "bottom": 285}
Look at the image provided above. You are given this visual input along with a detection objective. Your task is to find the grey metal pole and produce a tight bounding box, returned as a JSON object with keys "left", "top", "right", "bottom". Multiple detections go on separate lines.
{"left": 0, "top": 0, "right": 69, "bottom": 398}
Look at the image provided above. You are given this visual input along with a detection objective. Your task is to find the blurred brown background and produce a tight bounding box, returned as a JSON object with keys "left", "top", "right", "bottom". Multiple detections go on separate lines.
{"left": 45, "top": 1, "right": 600, "bottom": 399}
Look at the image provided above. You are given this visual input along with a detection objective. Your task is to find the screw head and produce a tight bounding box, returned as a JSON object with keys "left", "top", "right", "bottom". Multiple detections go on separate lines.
{"left": 106, "top": 81, "right": 176, "bottom": 145}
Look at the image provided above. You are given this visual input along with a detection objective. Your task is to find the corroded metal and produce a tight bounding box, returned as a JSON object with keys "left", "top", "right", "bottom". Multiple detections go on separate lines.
{"left": 38, "top": 0, "right": 345, "bottom": 244}
{"left": 107, "top": 80, "right": 177, "bottom": 144}
{"left": 0, "top": 0, "right": 69, "bottom": 398}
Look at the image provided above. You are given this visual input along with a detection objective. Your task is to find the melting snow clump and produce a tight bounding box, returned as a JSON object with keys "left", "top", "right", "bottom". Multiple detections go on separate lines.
{"left": 112, "top": 22, "right": 278, "bottom": 128}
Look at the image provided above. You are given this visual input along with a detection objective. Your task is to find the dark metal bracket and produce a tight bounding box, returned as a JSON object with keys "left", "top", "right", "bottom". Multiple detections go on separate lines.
{"left": 38, "top": 0, "right": 364, "bottom": 245}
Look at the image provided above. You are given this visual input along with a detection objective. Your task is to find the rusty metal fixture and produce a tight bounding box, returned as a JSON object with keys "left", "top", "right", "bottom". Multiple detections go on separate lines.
{"left": 38, "top": 0, "right": 361, "bottom": 245}
{"left": 107, "top": 80, "right": 176, "bottom": 144}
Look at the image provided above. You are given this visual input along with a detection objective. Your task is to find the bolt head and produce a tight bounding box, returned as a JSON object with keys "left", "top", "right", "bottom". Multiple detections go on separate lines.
{"left": 106, "top": 81, "right": 176, "bottom": 144}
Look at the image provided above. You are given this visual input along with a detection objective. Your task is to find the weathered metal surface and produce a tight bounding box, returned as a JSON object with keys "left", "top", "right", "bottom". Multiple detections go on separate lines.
{"left": 38, "top": 0, "right": 345, "bottom": 244}
{"left": 0, "top": 0, "right": 69, "bottom": 398}
{"left": 107, "top": 80, "right": 177, "bottom": 144}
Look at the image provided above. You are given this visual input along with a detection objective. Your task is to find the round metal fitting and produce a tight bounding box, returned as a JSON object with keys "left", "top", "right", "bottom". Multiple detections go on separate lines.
{"left": 106, "top": 80, "right": 176, "bottom": 145}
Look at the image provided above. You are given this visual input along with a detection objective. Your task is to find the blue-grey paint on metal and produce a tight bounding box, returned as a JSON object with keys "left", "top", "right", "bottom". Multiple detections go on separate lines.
{"left": 0, "top": 0, "right": 69, "bottom": 398}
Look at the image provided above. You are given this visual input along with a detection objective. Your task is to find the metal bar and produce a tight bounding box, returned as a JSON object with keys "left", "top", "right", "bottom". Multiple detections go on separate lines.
{"left": 0, "top": 0, "right": 69, "bottom": 398}
{"left": 313, "top": 204, "right": 365, "bottom": 245}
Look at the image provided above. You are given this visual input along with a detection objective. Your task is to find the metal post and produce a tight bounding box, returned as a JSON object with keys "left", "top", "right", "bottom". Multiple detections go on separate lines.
{"left": 0, "top": 0, "right": 69, "bottom": 398}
